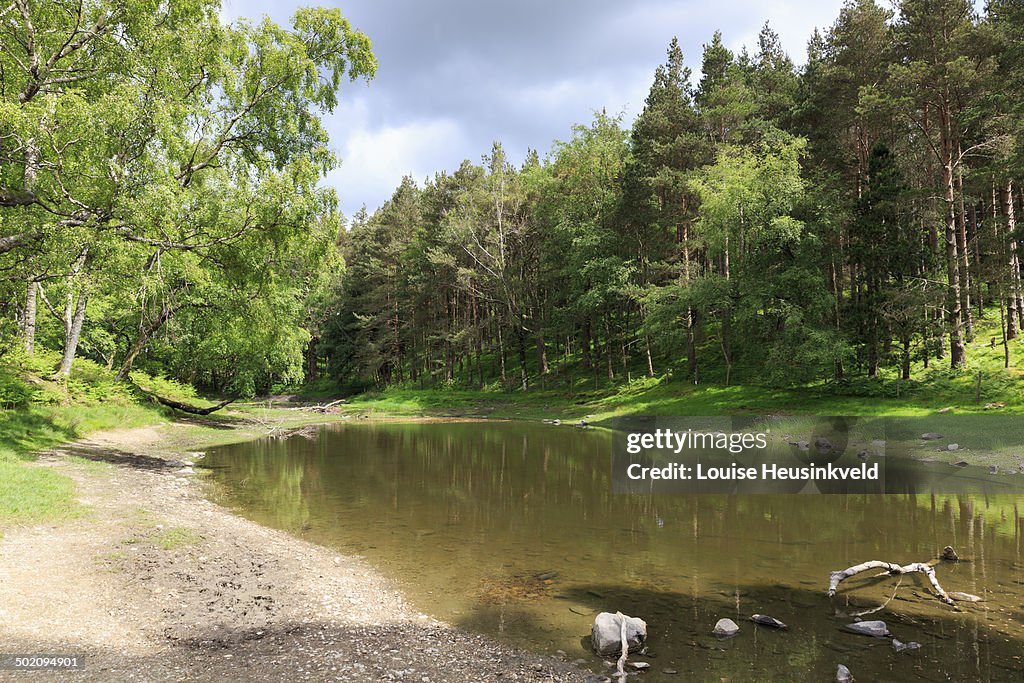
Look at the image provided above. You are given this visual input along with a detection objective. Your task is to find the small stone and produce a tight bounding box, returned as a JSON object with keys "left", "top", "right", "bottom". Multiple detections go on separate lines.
{"left": 750, "top": 614, "right": 787, "bottom": 629}
{"left": 894, "top": 639, "right": 922, "bottom": 653}
{"left": 940, "top": 546, "right": 959, "bottom": 561}
{"left": 857, "top": 450, "right": 870, "bottom": 459}
{"left": 948, "top": 591, "right": 982, "bottom": 602}
{"left": 938, "top": 407, "right": 953, "bottom": 414}
{"left": 815, "top": 437, "right": 833, "bottom": 451}
{"left": 662, "top": 669, "right": 678, "bottom": 675}
{"left": 629, "top": 662, "right": 650, "bottom": 670}
{"left": 844, "top": 620, "right": 889, "bottom": 638}
{"left": 836, "top": 664, "right": 853, "bottom": 682}
{"left": 946, "top": 444, "right": 959, "bottom": 451}
{"left": 953, "top": 460, "right": 969, "bottom": 467}
{"left": 989, "top": 465, "right": 999, "bottom": 475}
{"left": 921, "top": 433, "right": 942, "bottom": 440}
{"left": 712, "top": 618, "right": 740, "bottom": 637}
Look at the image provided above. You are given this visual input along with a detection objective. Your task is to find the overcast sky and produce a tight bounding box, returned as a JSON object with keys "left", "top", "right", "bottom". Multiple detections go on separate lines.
{"left": 221, "top": 1, "right": 855, "bottom": 221}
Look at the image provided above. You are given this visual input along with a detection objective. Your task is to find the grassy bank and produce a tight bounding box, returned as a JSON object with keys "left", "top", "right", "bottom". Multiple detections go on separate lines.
{"left": 333, "top": 313, "right": 1021, "bottom": 421}
{"left": 0, "top": 351, "right": 355, "bottom": 533}
{"left": 0, "top": 352, "right": 166, "bottom": 529}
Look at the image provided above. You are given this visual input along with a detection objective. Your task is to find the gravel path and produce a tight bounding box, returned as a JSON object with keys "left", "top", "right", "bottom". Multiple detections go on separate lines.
{"left": 0, "top": 427, "right": 602, "bottom": 682}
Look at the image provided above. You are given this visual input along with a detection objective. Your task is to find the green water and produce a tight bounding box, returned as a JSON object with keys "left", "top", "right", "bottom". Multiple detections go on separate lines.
{"left": 202, "top": 421, "right": 1024, "bottom": 682}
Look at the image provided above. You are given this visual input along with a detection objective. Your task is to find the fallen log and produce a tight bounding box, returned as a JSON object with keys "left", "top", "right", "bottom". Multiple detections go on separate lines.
{"left": 828, "top": 559, "right": 954, "bottom": 605}
{"left": 131, "top": 382, "right": 236, "bottom": 415}
{"left": 150, "top": 394, "right": 236, "bottom": 415}
{"left": 302, "top": 398, "right": 348, "bottom": 413}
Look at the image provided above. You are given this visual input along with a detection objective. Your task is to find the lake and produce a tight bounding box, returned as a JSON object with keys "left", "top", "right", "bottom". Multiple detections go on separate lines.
{"left": 202, "top": 420, "right": 1024, "bottom": 681}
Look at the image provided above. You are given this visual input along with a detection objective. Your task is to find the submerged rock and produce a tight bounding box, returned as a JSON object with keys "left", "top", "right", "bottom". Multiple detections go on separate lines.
{"left": 893, "top": 639, "right": 922, "bottom": 653}
{"left": 591, "top": 612, "right": 647, "bottom": 657}
{"left": 750, "top": 614, "right": 787, "bottom": 629}
{"left": 712, "top": 618, "right": 740, "bottom": 637}
{"left": 948, "top": 591, "right": 983, "bottom": 602}
{"left": 844, "top": 620, "right": 890, "bottom": 638}
{"left": 836, "top": 664, "right": 853, "bottom": 682}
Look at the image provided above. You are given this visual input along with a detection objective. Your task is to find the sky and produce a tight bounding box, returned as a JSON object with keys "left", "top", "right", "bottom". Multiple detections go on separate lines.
{"left": 221, "top": 0, "right": 855, "bottom": 221}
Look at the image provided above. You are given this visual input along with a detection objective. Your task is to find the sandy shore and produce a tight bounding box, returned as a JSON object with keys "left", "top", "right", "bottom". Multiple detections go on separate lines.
{"left": 0, "top": 423, "right": 600, "bottom": 682}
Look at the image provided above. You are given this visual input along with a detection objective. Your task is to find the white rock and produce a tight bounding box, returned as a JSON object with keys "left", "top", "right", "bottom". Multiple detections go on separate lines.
{"left": 713, "top": 618, "right": 740, "bottom": 637}
{"left": 591, "top": 612, "right": 647, "bottom": 657}
{"left": 845, "top": 620, "right": 889, "bottom": 637}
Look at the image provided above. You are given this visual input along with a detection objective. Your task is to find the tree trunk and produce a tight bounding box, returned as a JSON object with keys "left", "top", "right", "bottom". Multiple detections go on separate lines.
{"left": 954, "top": 145, "right": 972, "bottom": 340}
{"left": 497, "top": 319, "right": 507, "bottom": 388}
{"left": 1006, "top": 179, "right": 1019, "bottom": 341}
{"left": 56, "top": 292, "right": 87, "bottom": 378}
{"left": 901, "top": 330, "right": 911, "bottom": 381}
{"left": 517, "top": 318, "right": 528, "bottom": 391}
{"left": 115, "top": 300, "right": 177, "bottom": 381}
{"left": 21, "top": 280, "right": 37, "bottom": 354}
{"left": 305, "top": 335, "right": 319, "bottom": 383}
{"left": 941, "top": 136, "right": 965, "bottom": 368}
{"left": 581, "top": 318, "right": 592, "bottom": 370}
{"left": 604, "top": 314, "right": 614, "bottom": 382}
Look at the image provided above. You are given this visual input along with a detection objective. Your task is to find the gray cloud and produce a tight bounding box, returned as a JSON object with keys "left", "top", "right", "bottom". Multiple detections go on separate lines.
{"left": 222, "top": 0, "right": 848, "bottom": 218}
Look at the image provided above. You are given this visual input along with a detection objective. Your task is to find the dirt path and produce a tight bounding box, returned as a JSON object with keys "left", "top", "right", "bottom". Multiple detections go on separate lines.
{"left": 0, "top": 425, "right": 600, "bottom": 682}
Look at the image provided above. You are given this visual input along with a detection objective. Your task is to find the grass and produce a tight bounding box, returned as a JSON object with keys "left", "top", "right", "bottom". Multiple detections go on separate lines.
{"left": 0, "top": 351, "right": 186, "bottom": 533}
{"left": 0, "top": 455, "right": 81, "bottom": 530}
{"left": 155, "top": 526, "right": 204, "bottom": 550}
{"left": 332, "top": 313, "right": 1023, "bottom": 422}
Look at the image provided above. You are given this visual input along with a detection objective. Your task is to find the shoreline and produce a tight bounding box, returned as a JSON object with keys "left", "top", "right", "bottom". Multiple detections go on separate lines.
{"left": 0, "top": 414, "right": 597, "bottom": 683}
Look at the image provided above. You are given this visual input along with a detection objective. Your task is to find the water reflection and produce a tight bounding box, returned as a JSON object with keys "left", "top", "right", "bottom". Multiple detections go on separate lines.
{"left": 203, "top": 421, "right": 1024, "bottom": 682}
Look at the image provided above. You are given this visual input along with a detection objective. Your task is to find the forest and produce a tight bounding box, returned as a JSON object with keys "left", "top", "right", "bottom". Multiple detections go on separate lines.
{"left": 1, "top": 0, "right": 1023, "bottom": 401}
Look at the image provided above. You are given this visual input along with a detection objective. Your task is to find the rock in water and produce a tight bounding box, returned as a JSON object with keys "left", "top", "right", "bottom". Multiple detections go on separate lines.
{"left": 836, "top": 664, "right": 853, "bottom": 682}
{"left": 750, "top": 614, "right": 787, "bottom": 629}
{"left": 815, "top": 437, "right": 833, "bottom": 452}
{"left": 940, "top": 546, "right": 959, "bottom": 561}
{"left": 712, "top": 618, "right": 740, "bottom": 637}
{"left": 948, "top": 591, "right": 983, "bottom": 602}
{"left": 892, "top": 639, "right": 922, "bottom": 653}
{"left": 844, "top": 620, "right": 890, "bottom": 638}
{"left": 591, "top": 612, "right": 647, "bottom": 657}
{"left": 921, "top": 433, "right": 942, "bottom": 440}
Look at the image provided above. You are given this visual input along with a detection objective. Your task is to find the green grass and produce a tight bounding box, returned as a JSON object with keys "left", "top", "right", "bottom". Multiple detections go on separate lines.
{"left": 332, "top": 314, "right": 1023, "bottom": 422}
{"left": 0, "top": 454, "right": 81, "bottom": 530}
{"left": 0, "top": 351, "right": 194, "bottom": 533}
{"left": 155, "top": 526, "right": 204, "bottom": 550}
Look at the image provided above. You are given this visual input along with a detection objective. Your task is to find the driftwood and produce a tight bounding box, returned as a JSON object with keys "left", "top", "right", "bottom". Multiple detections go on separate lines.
{"left": 615, "top": 611, "right": 629, "bottom": 682}
{"left": 301, "top": 398, "right": 348, "bottom": 413}
{"left": 131, "top": 382, "right": 236, "bottom": 415}
{"left": 828, "top": 560, "right": 954, "bottom": 605}
{"left": 150, "top": 394, "right": 236, "bottom": 415}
